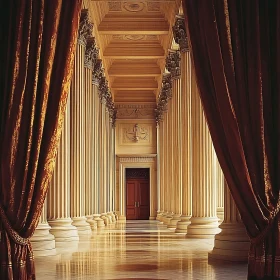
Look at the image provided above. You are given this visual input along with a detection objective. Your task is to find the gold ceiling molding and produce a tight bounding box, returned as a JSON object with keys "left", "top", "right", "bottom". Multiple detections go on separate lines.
{"left": 112, "top": 35, "right": 158, "bottom": 41}
{"left": 108, "top": 1, "right": 161, "bottom": 12}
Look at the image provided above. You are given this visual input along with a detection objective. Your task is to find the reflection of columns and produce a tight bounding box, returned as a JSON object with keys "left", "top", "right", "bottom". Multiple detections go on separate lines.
{"left": 187, "top": 70, "right": 220, "bottom": 238}
{"left": 209, "top": 180, "right": 249, "bottom": 261}
{"left": 69, "top": 39, "right": 91, "bottom": 237}
{"left": 176, "top": 51, "right": 192, "bottom": 233}
{"left": 47, "top": 99, "right": 79, "bottom": 243}
{"left": 31, "top": 199, "right": 56, "bottom": 256}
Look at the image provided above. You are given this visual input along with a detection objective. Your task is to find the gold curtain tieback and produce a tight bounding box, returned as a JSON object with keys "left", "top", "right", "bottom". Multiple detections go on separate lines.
{"left": 0, "top": 203, "right": 29, "bottom": 245}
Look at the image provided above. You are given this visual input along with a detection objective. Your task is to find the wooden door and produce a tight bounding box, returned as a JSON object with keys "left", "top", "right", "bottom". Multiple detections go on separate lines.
{"left": 126, "top": 178, "right": 150, "bottom": 220}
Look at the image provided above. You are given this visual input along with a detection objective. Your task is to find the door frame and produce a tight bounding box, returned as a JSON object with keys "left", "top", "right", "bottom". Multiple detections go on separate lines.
{"left": 117, "top": 156, "right": 157, "bottom": 220}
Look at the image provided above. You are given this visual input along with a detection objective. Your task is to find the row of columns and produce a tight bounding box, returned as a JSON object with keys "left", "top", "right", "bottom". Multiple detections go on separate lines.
{"left": 31, "top": 9, "right": 116, "bottom": 256}
{"left": 156, "top": 15, "right": 249, "bottom": 261}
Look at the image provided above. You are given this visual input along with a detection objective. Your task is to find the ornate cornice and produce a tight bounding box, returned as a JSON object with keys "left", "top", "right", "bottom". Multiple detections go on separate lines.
{"left": 166, "top": 50, "right": 181, "bottom": 79}
{"left": 155, "top": 73, "right": 172, "bottom": 125}
{"left": 78, "top": 10, "right": 93, "bottom": 46}
{"left": 85, "top": 37, "right": 99, "bottom": 70}
{"left": 119, "top": 157, "right": 155, "bottom": 163}
{"left": 172, "top": 15, "right": 189, "bottom": 52}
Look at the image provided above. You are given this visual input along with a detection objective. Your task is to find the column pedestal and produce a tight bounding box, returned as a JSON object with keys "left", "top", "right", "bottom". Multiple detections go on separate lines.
{"left": 209, "top": 181, "right": 249, "bottom": 261}
{"left": 48, "top": 218, "right": 79, "bottom": 244}
{"left": 93, "top": 214, "right": 105, "bottom": 228}
{"left": 86, "top": 215, "right": 97, "bottom": 231}
{"left": 187, "top": 217, "right": 220, "bottom": 238}
{"left": 175, "top": 215, "right": 191, "bottom": 233}
{"left": 71, "top": 217, "right": 92, "bottom": 237}
{"left": 168, "top": 214, "right": 182, "bottom": 229}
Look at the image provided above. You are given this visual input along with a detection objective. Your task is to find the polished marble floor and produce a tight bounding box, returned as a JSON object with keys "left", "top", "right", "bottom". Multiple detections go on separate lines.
{"left": 35, "top": 220, "right": 248, "bottom": 279}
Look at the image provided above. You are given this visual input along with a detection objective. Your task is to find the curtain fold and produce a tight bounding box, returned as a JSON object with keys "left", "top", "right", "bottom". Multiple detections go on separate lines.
{"left": 182, "top": 0, "right": 280, "bottom": 279}
{"left": 0, "top": 0, "right": 82, "bottom": 279}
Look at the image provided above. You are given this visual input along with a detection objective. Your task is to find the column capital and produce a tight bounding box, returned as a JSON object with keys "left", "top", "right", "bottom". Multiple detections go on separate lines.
{"left": 155, "top": 73, "right": 172, "bottom": 125}
{"left": 78, "top": 9, "right": 93, "bottom": 46}
{"left": 92, "top": 59, "right": 103, "bottom": 85}
{"left": 166, "top": 50, "right": 181, "bottom": 79}
{"left": 85, "top": 37, "right": 99, "bottom": 70}
{"left": 173, "top": 15, "right": 189, "bottom": 53}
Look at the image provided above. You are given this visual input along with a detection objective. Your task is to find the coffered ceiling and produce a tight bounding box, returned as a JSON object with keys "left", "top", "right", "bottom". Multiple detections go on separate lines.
{"left": 85, "top": 0, "right": 180, "bottom": 104}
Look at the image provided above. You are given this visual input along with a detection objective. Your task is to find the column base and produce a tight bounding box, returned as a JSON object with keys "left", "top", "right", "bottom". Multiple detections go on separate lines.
{"left": 31, "top": 222, "right": 57, "bottom": 257}
{"left": 162, "top": 212, "right": 173, "bottom": 225}
{"left": 187, "top": 217, "right": 221, "bottom": 238}
{"left": 156, "top": 211, "right": 164, "bottom": 222}
{"left": 48, "top": 218, "right": 79, "bottom": 243}
{"left": 217, "top": 207, "right": 224, "bottom": 224}
{"left": 175, "top": 215, "right": 191, "bottom": 233}
{"left": 71, "top": 216, "right": 92, "bottom": 237}
{"left": 93, "top": 214, "right": 105, "bottom": 228}
{"left": 101, "top": 213, "right": 109, "bottom": 226}
{"left": 108, "top": 211, "right": 116, "bottom": 223}
{"left": 149, "top": 216, "right": 156, "bottom": 220}
{"left": 106, "top": 212, "right": 113, "bottom": 224}
{"left": 118, "top": 215, "right": 126, "bottom": 221}
{"left": 113, "top": 211, "right": 118, "bottom": 221}
{"left": 208, "top": 222, "right": 249, "bottom": 262}
{"left": 167, "top": 214, "right": 181, "bottom": 229}
{"left": 86, "top": 215, "right": 98, "bottom": 231}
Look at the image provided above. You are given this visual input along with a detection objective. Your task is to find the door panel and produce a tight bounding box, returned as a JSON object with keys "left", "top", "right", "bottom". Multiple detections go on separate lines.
{"left": 126, "top": 178, "right": 150, "bottom": 220}
{"left": 138, "top": 181, "right": 150, "bottom": 220}
{"left": 126, "top": 181, "right": 138, "bottom": 219}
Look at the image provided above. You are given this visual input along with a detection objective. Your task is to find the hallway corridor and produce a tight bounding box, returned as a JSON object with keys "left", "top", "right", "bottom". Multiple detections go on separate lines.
{"left": 35, "top": 221, "right": 247, "bottom": 280}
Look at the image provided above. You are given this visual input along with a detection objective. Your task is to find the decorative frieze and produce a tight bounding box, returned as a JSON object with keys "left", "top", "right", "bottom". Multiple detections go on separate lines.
{"left": 85, "top": 37, "right": 99, "bottom": 70}
{"left": 119, "top": 157, "right": 155, "bottom": 163}
{"left": 155, "top": 73, "right": 172, "bottom": 124}
{"left": 173, "top": 15, "right": 189, "bottom": 52}
{"left": 78, "top": 10, "right": 93, "bottom": 46}
{"left": 116, "top": 104, "right": 156, "bottom": 119}
{"left": 166, "top": 50, "right": 181, "bottom": 79}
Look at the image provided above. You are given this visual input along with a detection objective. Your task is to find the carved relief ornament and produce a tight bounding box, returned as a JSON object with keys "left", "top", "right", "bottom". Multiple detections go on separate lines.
{"left": 125, "top": 124, "right": 149, "bottom": 142}
{"left": 172, "top": 15, "right": 189, "bottom": 52}
{"left": 166, "top": 50, "right": 181, "bottom": 79}
{"left": 78, "top": 10, "right": 93, "bottom": 46}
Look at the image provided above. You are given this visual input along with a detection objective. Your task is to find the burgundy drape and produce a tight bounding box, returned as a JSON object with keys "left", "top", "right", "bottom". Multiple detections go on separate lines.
{"left": 182, "top": 0, "right": 280, "bottom": 279}
{"left": 0, "top": 0, "right": 82, "bottom": 279}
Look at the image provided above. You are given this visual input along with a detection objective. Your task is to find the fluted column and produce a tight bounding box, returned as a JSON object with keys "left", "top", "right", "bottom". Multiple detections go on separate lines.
{"left": 168, "top": 77, "right": 182, "bottom": 229}
{"left": 187, "top": 68, "right": 220, "bottom": 238}
{"left": 47, "top": 98, "right": 79, "bottom": 243}
{"left": 209, "top": 180, "right": 249, "bottom": 261}
{"left": 84, "top": 38, "right": 98, "bottom": 231}
{"left": 69, "top": 13, "right": 92, "bottom": 237}
{"left": 176, "top": 51, "right": 192, "bottom": 233}
{"left": 92, "top": 82, "right": 105, "bottom": 228}
{"left": 31, "top": 199, "right": 56, "bottom": 256}
{"left": 215, "top": 158, "right": 224, "bottom": 223}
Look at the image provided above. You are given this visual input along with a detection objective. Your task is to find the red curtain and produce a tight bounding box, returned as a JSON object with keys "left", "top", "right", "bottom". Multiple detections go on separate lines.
{"left": 0, "top": 0, "right": 82, "bottom": 279}
{"left": 182, "top": 0, "right": 280, "bottom": 279}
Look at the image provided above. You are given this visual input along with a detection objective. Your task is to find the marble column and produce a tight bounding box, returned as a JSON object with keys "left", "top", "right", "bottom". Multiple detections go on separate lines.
{"left": 187, "top": 68, "right": 220, "bottom": 238}
{"left": 168, "top": 77, "right": 182, "bottom": 229}
{"left": 92, "top": 82, "right": 105, "bottom": 228}
{"left": 84, "top": 38, "right": 98, "bottom": 231}
{"left": 31, "top": 199, "right": 56, "bottom": 256}
{"left": 69, "top": 24, "right": 92, "bottom": 237}
{"left": 47, "top": 98, "right": 79, "bottom": 244}
{"left": 215, "top": 158, "right": 224, "bottom": 223}
{"left": 209, "top": 180, "right": 249, "bottom": 261}
{"left": 176, "top": 51, "right": 192, "bottom": 233}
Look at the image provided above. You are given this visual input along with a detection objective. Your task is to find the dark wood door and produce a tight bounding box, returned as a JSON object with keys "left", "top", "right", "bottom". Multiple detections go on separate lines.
{"left": 126, "top": 178, "right": 150, "bottom": 220}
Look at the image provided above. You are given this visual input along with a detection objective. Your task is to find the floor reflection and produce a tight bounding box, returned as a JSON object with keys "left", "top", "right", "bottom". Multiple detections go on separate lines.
{"left": 35, "top": 220, "right": 247, "bottom": 279}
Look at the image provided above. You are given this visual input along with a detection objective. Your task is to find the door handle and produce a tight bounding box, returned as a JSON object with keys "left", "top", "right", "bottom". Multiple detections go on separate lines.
{"left": 134, "top": 201, "right": 137, "bottom": 207}
{"left": 137, "top": 202, "right": 140, "bottom": 207}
